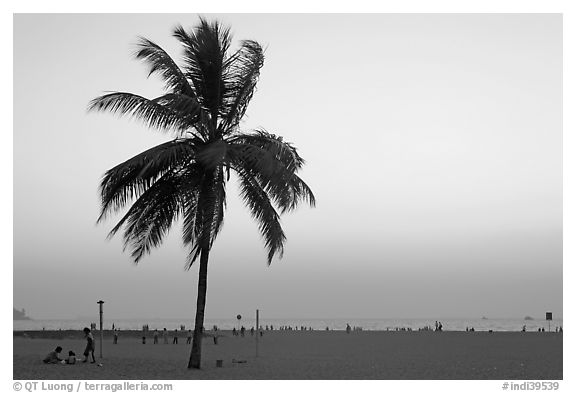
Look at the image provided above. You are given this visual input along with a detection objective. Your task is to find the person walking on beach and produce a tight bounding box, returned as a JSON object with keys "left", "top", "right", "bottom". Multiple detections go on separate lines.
{"left": 113, "top": 329, "right": 118, "bottom": 344}
{"left": 173, "top": 329, "right": 179, "bottom": 344}
{"left": 163, "top": 328, "right": 168, "bottom": 344}
{"left": 186, "top": 329, "right": 192, "bottom": 344}
{"left": 346, "top": 324, "right": 351, "bottom": 334}
{"left": 153, "top": 329, "right": 159, "bottom": 344}
{"left": 82, "top": 328, "right": 96, "bottom": 363}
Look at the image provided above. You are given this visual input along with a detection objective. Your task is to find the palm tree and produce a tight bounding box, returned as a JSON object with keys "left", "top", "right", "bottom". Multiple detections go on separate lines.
{"left": 88, "top": 18, "right": 315, "bottom": 369}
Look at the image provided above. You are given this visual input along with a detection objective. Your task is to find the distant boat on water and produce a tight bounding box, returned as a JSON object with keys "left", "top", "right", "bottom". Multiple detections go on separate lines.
{"left": 13, "top": 308, "right": 30, "bottom": 320}
{"left": 481, "top": 316, "right": 488, "bottom": 320}
{"left": 524, "top": 316, "right": 534, "bottom": 321}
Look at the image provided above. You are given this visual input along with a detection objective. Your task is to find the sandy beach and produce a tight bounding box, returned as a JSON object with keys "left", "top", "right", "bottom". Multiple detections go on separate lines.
{"left": 13, "top": 330, "right": 562, "bottom": 380}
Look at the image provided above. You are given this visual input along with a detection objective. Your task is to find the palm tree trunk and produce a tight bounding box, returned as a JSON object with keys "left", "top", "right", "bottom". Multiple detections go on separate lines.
{"left": 188, "top": 244, "right": 210, "bottom": 369}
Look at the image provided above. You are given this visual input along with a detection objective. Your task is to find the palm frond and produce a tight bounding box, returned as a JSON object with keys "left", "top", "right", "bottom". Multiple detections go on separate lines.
{"left": 236, "top": 168, "right": 285, "bottom": 264}
{"left": 220, "top": 40, "right": 264, "bottom": 133}
{"left": 88, "top": 92, "right": 192, "bottom": 133}
{"left": 230, "top": 130, "right": 305, "bottom": 172}
{"left": 98, "top": 139, "right": 195, "bottom": 222}
{"left": 134, "top": 37, "right": 195, "bottom": 97}
{"left": 285, "top": 172, "right": 317, "bottom": 211}
{"left": 152, "top": 93, "right": 199, "bottom": 114}
{"left": 151, "top": 93, "right": 204, "bottom": 133}
{"left": 181, "top": 196, "right": 203, "bottom": 266}
{"left": 107, "top": 169, "right": 188, "bottom": 262}
{"left": 173, "top": 18, "right": 231, "bottom": 129}
{"left": 228, "top": 132, "right": 315, "bottom": 213}
{"left": 209, "top": 166, "right": 227, "bottom": 243}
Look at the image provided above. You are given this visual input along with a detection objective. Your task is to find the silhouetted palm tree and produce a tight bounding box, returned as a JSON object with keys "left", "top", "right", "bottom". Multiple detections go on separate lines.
{"left": 89, "top": 18, "right": 315, "bottom": 369}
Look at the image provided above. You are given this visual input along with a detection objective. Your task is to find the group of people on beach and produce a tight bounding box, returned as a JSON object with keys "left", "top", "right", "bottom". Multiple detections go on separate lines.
{"left": 232, "top": 326, "right": 262, "bottom": 337}
{"left": 140, "top": 328, "right": 194, "bottom": 345}
{"left": 230, "top": 324, "right": 318, "bottom": 336}
{"left": 522, "top": 325, "right": 563, "bottom": 333}
{"left": 279, "top": 325, "right": 314, "bottom": 331}
{"left": 43, "top": 328, "right": 95, "bottom": 365}
{"left": 42, "top": 347, "right": 76, "bottom": 364}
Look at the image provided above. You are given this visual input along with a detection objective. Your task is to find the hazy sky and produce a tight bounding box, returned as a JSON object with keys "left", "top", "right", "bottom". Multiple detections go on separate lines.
{"left": 13, "top": 13, "right": 562, "bottom": 320}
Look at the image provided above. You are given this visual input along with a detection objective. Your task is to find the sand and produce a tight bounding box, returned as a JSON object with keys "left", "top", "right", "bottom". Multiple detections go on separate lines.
{"left": 13, "top": 330, "right": 562, "bottom": 380}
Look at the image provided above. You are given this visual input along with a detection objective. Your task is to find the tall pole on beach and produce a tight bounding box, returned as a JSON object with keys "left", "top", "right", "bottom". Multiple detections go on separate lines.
{"left": 256, "top": 309, "right": 259, "bottom": 357}
{"left": 97, "top": 300, "right": 104, "bottom": 358}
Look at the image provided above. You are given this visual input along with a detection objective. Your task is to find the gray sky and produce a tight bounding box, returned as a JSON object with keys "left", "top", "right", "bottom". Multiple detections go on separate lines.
{"left": 13, "top": 13, "right": 562, "bottom": 320}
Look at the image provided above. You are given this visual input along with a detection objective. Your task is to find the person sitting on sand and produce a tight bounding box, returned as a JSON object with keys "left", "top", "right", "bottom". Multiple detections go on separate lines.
{"left": 43, "top": 346, "right": 63, "bottom": 364}
{"left": 82, "top": 327, "right": 96, "bottom": 363}
{"left": 65, "top": 350, "right": 77, "bottom": 364}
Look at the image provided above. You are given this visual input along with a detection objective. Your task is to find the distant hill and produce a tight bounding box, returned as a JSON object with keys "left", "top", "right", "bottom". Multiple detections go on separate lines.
{"left": 13, "top": 308, "right": 30, "bottom": 320}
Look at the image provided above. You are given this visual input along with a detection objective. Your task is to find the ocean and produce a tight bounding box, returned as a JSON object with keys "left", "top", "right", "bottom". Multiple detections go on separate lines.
{"left": 13, "top": 317, "right": 562, "bottom": 332}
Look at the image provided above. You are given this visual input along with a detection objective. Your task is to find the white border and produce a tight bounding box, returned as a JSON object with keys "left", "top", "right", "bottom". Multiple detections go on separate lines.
{"left": 4, "top": 1, "right": 573, "bottom": 392}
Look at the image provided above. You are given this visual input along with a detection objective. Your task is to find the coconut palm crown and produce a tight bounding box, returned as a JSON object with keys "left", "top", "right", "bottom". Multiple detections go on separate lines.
{"left": 89, "top": 18, "right": 315, "bottom": 368}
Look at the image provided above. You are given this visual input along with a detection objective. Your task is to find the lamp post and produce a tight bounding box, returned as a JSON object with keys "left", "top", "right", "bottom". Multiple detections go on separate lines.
{"left": 256, "top": 309, "right": 259, "bottom": 357}
{"left": 97, "top": 300, "right": 104, "bottom": 358}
